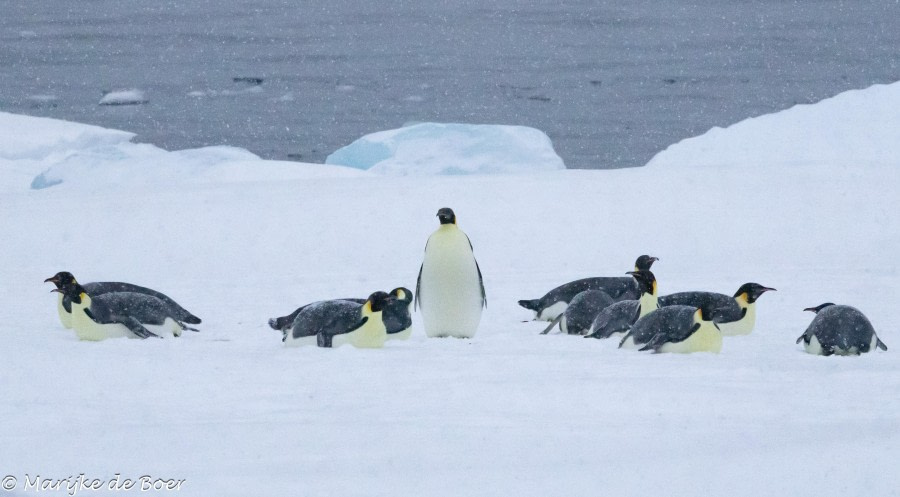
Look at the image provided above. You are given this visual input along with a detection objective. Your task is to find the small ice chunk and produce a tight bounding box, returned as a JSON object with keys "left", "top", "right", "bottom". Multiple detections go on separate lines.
{"left": 99, "top": 89, "right": 148, "bottom": 106}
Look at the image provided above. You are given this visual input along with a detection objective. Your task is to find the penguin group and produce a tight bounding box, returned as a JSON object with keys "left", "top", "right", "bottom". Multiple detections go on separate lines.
{"left": 520, "top": 257, "right": 888, "bottom": 356}
{"left": 520, "top": 259, "right": 753, "bottom": 354}
{"left": 43, "top": 207, "right": 887, "bottom": 356}
{"left": 44, "top": 271, "right": 201, "bottom": 340}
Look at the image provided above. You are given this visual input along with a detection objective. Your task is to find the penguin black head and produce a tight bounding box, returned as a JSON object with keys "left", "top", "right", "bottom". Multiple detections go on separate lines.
{"left": 634, "top": 255, "right": 659, "bottom": 271}
{"left": 389, "top": 287, "right": 413, "bottom": 303}
{"left": 626, "top": 269, "right": 656, "bottom": 295}
{"left": 734, "top": 283, "right": 776, "bottom": 303}
{"left": 44, "top": 271, "right": 77, "bottom": 289}
{"left": 47, "top": 272, "right": 86, "bottom": 304}
{"left": 436, "top": 207, "right": 456, "bottom": 225}
{"left": 365, "top": 291, "right": 393, "bottom": 313}
{"left": 803, "top": 303, "right": 835, "bottom": 314}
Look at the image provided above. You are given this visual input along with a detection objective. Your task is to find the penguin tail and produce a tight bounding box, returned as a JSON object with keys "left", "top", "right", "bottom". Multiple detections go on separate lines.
{"left": 183, "top": 314, "right": 202, "bottom": 325}
{"left": 876, "top": 337, "right": 888, "bottom": 351}
{"left": 182, "top": 324, "right": 200, "bottom": 332}
{"left": 518, "top": 299, "right": 541, "bottom": 312}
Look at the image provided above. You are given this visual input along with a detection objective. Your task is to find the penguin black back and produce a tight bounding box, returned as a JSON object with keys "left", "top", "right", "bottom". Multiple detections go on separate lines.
{"left": 797, "top": 304, "right": 888, "bottom": 355}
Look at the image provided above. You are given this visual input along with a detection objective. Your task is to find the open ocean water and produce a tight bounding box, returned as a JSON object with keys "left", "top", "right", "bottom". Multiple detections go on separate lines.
{"left": 1, "top": 0, "right": 898, "bottom": 169}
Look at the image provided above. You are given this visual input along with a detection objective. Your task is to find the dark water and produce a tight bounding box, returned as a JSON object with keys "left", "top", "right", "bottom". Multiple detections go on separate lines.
{"left": 1, "top": 0, "right": 898, "bottom": 169}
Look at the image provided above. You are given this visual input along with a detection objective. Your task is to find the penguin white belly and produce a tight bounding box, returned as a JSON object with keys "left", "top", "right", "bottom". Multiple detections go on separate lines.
{"left": 333, "top": 315, "right": 387, "bottom": 349}
{"left": 56, "top": 293, "right": 73, "bottom": 329}
{"left": 537, "top": 301, "right": 568, "bottom": 321}
{"left": 803, "top": 335, "right": 824, "bottom": 355}
{"left": 145, "top": 318, "right": 182, "bottom": 338}
{"left": 831, "top": 336, "right": 876, "bottom": 356}
{"left": 833, "top": 346, "right": 860, "bottom": 356}
{"left": 70, "top": 304, "right": 158, "bottom": 341}
{"left": 71, "top": 311, "right": 132, "bottom": 341}
{"left": 658, "top": 323, "right": 723, "bottom": 354}
{"left": 420, "top": 229, "right": 483, "bottom": 338}
{"left": 718, "top": 305, "right": 756, "bottom": 336}
{"left": 350, "top": 315, "right": 387, "bottom": 348}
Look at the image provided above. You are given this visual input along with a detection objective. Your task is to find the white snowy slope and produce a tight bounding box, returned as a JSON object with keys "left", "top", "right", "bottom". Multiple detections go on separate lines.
{"left": 1, "top": 83, "right": 899, "bottom": 497}
{"left": 0, "top": 112, "right": 366, "bottom": 193}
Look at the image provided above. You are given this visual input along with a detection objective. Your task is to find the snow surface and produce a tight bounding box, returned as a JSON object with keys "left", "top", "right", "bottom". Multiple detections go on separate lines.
{"left": 1, "top": 83, "right": 899, "bottom": 497}
{"left": 647, "top": 83, "right": 900, "bottom": 169}
{"left": 325, "top": 122, "right": 565, "bottom": 175}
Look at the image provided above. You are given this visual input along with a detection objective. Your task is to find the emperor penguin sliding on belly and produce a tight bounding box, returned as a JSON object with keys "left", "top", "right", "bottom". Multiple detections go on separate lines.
{"left": 416, "top": 207, "right": 486, "bottom": 338}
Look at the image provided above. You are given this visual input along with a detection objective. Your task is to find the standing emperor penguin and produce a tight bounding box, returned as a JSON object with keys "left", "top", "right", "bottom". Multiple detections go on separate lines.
{"left": 416, "top": 207, "right": 486, "bottom": 338}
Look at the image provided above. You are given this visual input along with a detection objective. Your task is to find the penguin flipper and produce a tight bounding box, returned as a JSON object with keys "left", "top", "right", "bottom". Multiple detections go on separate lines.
{"left": 344, "top": 316, "right": 369, "bottom": 334}
{"left": 618, "top": 331, "right": 634, "bottom": 348}
{"left": 415, "top": 263, "right": 424, "bottom": 311}
{"left": 82, "top": 307, "right": 97, "bottom": 321}
{"left": 475, "top": 259, "right": 486, "bottom": 308}
{"left": 540, "top": 313, "right": 564, "bottom": 335}
{"left": 320, "top": 317, "right": 369, "bottom": 348}
{"left": 637, "top": 334, "right": 664, "bottom": 352}
{"left": 876, "top": 337, "right": 888, "bottom": 351}
{"left": 121, "top": 316, "right": 160, "bottom": 339}
{"left": 796, "top": 334, "right": 805, "bottom": 344}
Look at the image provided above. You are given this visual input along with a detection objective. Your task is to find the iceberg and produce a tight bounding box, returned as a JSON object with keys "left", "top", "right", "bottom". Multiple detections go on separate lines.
{"left": 325, "top": 122, "right": 566, "bottom": 175}
{"left": 98, "top": 89, "right": 149, "bottom": 106}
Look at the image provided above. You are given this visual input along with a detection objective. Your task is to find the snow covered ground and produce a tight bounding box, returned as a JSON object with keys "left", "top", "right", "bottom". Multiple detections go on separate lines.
{"left": 1, "top": 83, "right": 898, "bottom": 496}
